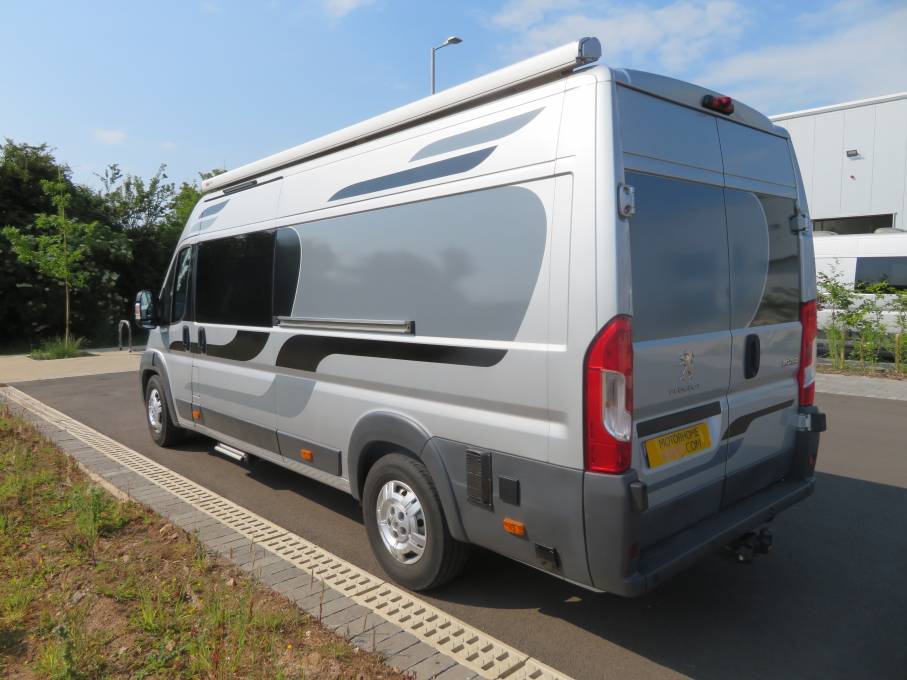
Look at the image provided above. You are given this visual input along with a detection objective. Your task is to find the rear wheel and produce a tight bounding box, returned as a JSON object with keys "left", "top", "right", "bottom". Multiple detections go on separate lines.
{"left": 144, "top": 374, "right": 186, "bottom": 447}
{"left": 363, "top": 454, "right": 468, "bottom": 590}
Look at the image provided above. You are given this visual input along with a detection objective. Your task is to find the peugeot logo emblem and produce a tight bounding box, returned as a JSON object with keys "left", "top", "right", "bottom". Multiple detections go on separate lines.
{"left": 680, "top": 350, "right": 695, "bottom": 382}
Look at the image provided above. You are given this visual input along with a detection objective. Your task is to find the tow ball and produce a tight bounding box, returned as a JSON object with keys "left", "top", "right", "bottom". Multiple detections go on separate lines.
{"left": 727, "top": 527, "right": 773, "bottom": 564}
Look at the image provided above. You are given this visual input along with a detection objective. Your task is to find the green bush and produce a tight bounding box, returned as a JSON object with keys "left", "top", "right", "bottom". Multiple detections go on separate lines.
{"left": 817, "top": 265, "right": 904, "bottom": 374}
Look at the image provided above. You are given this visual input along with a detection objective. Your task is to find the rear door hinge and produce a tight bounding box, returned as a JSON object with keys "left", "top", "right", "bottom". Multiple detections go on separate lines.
{"left": 618, "top": 183, "right": 636, "bottom": 218}
{"left": 790, "top": 200, "right": 808, "bottom": 233}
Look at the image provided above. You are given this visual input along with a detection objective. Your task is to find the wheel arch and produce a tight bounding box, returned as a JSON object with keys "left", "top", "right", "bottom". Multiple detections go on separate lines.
{"left": 348, "top": 411, "right": 467, "bottom": 542}
{"left": 140, "top": 350, "right": 179, "bottom": 425}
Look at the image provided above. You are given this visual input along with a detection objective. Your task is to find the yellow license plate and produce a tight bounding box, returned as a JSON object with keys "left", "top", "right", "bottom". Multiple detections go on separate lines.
{"left": 645, "top": 422, "right": 712, "bottom": 469}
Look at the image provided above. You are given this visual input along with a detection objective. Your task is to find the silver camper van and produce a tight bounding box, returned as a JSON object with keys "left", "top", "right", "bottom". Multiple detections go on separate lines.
{"left": 135, "top": 38, "right": 826, "bottom": 595}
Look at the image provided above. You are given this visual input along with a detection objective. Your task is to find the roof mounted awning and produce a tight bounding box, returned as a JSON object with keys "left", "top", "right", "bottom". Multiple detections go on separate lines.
{"left": 202, "top": 37, "right": 602, "bottom": 194}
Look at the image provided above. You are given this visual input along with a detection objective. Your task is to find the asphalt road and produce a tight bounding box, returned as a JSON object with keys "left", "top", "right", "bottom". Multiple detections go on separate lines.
{"left": 14, "top": 372, "right": 907, "bottom": 680}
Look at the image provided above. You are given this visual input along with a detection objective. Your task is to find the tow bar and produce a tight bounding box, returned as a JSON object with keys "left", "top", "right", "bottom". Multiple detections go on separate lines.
{"left": 727, "top": 527, "right": 773, "bottom": 564}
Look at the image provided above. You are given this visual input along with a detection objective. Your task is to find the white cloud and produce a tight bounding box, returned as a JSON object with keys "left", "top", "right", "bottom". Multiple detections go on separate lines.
{"left": 492, "top": 0, "right": 746, "bottom": 72}
{"left": 92, "top": 128, "right": 127, "bottom": 144}
{"left": 489, "top": 0, "right": 907, "bottom": 113}
{"left": 323, "top": 0, "right": 374, "bottom": 18}
{"left": 696, "top": 5, "right": 907, "bottom": 113}
{"left": 492, "top": 0, "right": 583, "bottom": 31}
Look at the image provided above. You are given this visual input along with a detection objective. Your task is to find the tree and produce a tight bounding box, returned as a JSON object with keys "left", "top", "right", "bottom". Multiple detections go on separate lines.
{"left": 3, "top": 179, "right": 100, "bottom": 342}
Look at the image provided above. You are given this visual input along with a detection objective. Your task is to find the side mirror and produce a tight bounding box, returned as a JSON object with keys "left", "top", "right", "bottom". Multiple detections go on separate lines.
{"left": 134, "top": 290, "right": 160, "bottom": 330}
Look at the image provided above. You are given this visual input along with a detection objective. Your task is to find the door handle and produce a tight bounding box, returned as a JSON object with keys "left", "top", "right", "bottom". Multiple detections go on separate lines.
{"left": 182, "top": 325, "right": 190, "bottom": 350}
{"left": 199, "top": 327, "right": 207, "bottom": 354}
{"left": 744, "top": 334, "right": 761, "bottom": 379}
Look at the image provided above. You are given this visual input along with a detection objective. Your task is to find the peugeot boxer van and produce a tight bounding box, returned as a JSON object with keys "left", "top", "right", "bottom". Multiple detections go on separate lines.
{"left": 135, "top": 37, "right": 826, "bottom": 595}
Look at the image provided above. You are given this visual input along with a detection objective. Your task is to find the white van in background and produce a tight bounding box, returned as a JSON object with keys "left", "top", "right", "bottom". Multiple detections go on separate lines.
{"left": 814, "top": 232, "right": 907, "bottom": 332}
{"left": 134, "top": 38, "right": 826, "bottom": 595}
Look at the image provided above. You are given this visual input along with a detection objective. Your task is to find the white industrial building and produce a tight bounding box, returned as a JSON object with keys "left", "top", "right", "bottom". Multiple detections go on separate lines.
{"left": 771, "top": 92, "right": 907, "bottom": 233}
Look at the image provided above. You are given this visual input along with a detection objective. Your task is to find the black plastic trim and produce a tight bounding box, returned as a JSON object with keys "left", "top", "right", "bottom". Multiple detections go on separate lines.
{"left": 636, "top": 401, "right": 722, "bottom": 438}
{"left": 724, "top": 399, "right": 794, "bottom": 439}
{"left": 276, "top": 431, "right": 342, "bottom": 476}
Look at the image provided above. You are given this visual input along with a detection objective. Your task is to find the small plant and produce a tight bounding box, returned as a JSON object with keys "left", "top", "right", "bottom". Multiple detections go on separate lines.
{"left": 891, "top": 289, "right": 907, "bottom": 374}
{"left": 816, "top": 263, "right": 856, "bottom": 369}
{"left": 34, "top": 625, "right": 77, "bottom": 680}
{"left": 851, "top": 283, "right": 892, "bottom": 371}
{"left": 30, "top": 335, "right": 90, "bottom": 360}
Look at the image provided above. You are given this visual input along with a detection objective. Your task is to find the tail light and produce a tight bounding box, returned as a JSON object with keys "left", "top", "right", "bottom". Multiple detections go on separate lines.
{"left": 584, "top": 315, "right": 633, "bottom": 473}
{"left": 798, "top": 300, "right": 817, "bottom": 406}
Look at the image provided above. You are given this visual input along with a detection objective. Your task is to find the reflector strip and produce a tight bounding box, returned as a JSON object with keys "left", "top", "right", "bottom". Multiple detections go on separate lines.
{"left": 0, "top": 385, "right": 573, "bottom": 680}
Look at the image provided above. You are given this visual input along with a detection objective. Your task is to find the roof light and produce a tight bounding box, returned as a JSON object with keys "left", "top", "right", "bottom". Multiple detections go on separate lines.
{"left": 702, "top": 94, "right": 734, "bottom": 115}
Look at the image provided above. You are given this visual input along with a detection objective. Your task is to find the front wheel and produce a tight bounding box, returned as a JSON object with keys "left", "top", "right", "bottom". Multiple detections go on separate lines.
{"left": 362, "top": 454, "right": 468, "bottom": 590}
{"left": 144, "top": 375, "right": 186, "bottom": 447}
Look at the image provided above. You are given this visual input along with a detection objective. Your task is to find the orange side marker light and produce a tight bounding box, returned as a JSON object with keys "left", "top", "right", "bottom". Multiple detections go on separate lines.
{"left": 502, "top": 518, "right": 525, "bottom": 537}
{"left": 191, "top": 408, "right": 201, "bottom": 421}
{"left": 300, "top": 449, "right": 314, "bottom": 461}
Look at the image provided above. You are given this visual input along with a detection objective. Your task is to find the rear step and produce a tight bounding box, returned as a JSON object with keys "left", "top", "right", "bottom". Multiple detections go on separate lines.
{"left": 214, "top": 443, "right": 248, "bottom": 463}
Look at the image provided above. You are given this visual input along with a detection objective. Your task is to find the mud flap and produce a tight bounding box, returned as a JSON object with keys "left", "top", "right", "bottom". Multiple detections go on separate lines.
{"left": 789, "top": 405, "right": 826, "bottom": 480}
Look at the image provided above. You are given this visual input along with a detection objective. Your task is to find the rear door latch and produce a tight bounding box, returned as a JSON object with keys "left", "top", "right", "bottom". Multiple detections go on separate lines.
{"left": 618, "top": 183, "right": 636, "bottom": 218}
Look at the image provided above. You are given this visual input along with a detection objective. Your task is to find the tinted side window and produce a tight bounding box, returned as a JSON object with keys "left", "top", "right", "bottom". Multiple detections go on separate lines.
{"left": 288, "top": 185, "right": 547, "bottom": 341}
{"left": 628, "top": 172, "right": 730, "bottom": 342}
{"left": 196, "top": 232, "right": 274, "bottom": 326}
{"left": 171, "top": 246, "right": 193, "bottom": 323}
{"left": 855, "top": 257, "right": 907, "bottom": 290}
{"left": 273, "top": 227, "right": 301, "bottom": 318}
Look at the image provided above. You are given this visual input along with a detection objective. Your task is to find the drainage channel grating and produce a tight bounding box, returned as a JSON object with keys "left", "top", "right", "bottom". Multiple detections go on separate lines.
{"left": 1, "top": 386, "right": 571, "bottom": 680}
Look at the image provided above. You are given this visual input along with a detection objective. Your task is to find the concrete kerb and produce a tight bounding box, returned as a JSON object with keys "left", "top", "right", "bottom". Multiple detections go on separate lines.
{"left": 815, "top": 372, "right": 907, "bottom": 401}
{"left": 0, "top": 389, "right": 494, "bottom": 680}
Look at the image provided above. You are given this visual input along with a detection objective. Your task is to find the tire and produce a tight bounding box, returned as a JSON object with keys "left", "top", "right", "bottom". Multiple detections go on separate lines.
{"left": 144, "top": 374, "right": 186, "bottom": 447}
{"left": 363, "top": 453, "right": 469, "bottom": 591}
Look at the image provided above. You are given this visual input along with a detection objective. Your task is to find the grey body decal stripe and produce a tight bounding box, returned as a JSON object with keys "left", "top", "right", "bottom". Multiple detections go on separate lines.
{"left": 329, "top": 146, "right": 495, "bottom": 201}
{"left": 199, "top": 201, "right": 228, "bottom": 219}
{"left": 276, "top": 334, "right": 506, "bottom": 372}
{"left": 410, "top": 109, "right": 542, "bottom": 161}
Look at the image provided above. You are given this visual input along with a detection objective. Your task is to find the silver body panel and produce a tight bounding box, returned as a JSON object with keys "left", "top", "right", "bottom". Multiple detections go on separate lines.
{"left": 142, "top": 61, "right": 817, "bottom": 592}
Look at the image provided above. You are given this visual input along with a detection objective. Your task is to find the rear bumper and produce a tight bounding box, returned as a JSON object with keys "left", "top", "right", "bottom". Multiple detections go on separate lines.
{"left": 584, "top": 407, "right": 824, "bottom": 596}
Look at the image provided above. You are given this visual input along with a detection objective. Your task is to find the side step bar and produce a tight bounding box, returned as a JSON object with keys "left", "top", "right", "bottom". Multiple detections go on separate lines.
{"left": 214, "top": 443, "right": 248, "bottom": 463}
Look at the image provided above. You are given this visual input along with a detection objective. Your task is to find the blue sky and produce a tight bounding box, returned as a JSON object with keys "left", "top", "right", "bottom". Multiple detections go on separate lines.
{"left": 2, "top": 0, "right": 905, "bottom": 188}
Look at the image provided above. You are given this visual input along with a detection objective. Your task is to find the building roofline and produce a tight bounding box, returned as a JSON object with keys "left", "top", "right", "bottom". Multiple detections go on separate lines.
{"left": 770, "top": 92, "right": 907, "bottom": 121}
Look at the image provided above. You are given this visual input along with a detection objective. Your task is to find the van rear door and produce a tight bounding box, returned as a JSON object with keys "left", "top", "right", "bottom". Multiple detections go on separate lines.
{"left": 719, "top": 120, "right": 802, "bottom": 505}
{"left": 618, "top": 87, "right": 732, "bottom": 548}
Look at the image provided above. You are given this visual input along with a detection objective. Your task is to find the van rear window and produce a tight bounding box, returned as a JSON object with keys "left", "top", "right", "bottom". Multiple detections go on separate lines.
{"left": 627, "top": 172, "right": 730, "bottom": 342}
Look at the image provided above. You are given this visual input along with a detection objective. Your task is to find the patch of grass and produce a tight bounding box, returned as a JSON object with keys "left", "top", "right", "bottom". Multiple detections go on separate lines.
{"left": 0, "top": 405, "right": 406, "bottom": 679}
{"left": 29, "top": 336, "right": 92, "bottom": 360}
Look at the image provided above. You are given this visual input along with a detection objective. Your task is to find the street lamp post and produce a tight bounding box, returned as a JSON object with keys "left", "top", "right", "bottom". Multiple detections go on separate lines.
{"left": 431, "top": 36, "right": 462, "bottom": 94}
